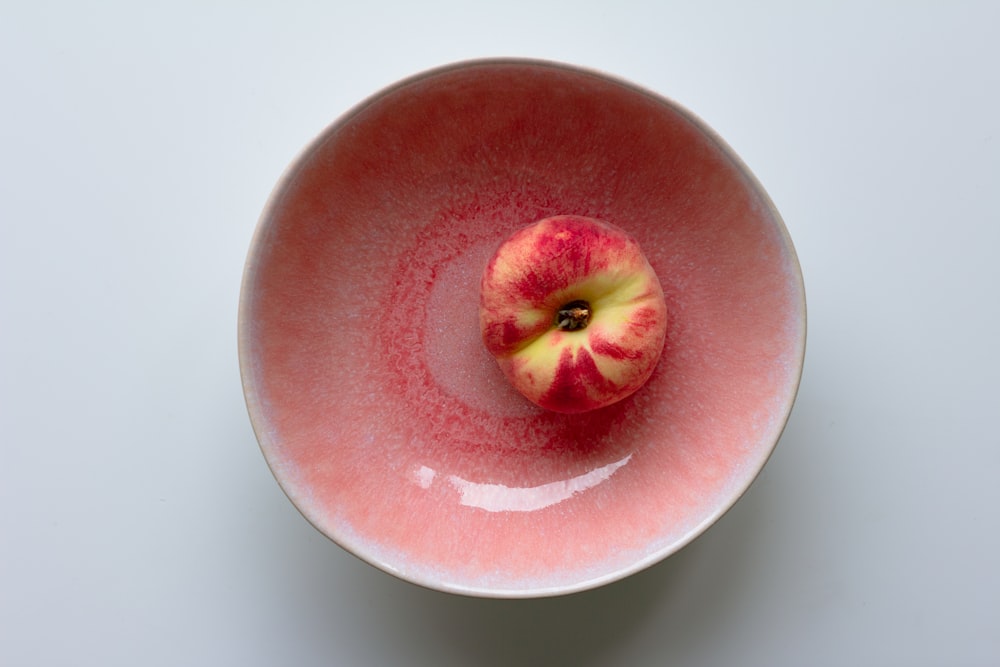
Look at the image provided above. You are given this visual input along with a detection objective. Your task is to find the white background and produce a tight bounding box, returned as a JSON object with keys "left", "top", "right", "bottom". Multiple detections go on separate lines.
{"left": 2, "top": 2, "right": 998, "bottom": 665}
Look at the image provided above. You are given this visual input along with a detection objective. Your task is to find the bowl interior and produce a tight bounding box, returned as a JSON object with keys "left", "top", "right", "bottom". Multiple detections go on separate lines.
{"left": 239, "top": 60, "right": 805, "bottom": 597}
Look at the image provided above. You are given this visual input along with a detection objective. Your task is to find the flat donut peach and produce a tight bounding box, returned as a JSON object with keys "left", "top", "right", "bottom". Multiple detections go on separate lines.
{"left": 479, "top": 215, "right": 668, "bottom": 413}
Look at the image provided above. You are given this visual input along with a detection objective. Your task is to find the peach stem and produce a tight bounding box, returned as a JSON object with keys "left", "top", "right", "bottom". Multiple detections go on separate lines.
{"left": 555, "top": 300, "right": 592, "bottom": 331}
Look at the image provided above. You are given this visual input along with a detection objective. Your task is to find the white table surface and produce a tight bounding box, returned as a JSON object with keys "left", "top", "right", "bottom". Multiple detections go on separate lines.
{"left": 3, "top": 2, "right": 998, "bottom": 665}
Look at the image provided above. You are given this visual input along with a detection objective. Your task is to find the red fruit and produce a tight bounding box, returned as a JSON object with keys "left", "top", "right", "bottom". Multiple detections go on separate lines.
{"left": 479, "top": 215, "right": 668, "bottom": 413}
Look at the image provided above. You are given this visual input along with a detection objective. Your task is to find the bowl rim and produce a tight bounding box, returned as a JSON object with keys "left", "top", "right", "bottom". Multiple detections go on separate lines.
{"left": 237, "top": 57, "right": 807, "bottom": 598}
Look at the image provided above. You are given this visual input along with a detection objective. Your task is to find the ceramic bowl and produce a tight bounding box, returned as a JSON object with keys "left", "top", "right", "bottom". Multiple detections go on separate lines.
{"left": 239, "top": 59, "right": 806, "bottom": 597}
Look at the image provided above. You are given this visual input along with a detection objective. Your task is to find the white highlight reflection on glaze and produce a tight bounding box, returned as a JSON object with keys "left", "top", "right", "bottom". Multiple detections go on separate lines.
{"left": 415, "top": 465, "right": 436, "bottom": 489}
{"left": 429, "top": 453, "right": 633, "bottom": 513}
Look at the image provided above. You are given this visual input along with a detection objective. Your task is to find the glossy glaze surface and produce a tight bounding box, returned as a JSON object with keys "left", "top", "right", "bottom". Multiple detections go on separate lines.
{"left": 239, "top": 60, "right": 805, "bottom": 596}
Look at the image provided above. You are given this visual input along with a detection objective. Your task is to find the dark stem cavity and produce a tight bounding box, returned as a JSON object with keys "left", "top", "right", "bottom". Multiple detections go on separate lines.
{"left": 555, "top": 300, "right": 592, "bottom": 331}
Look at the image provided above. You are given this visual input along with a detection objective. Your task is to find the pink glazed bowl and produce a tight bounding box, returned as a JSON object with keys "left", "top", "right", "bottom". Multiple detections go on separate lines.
{"left": 238, "top": 59, "right": 806, "bottom": 597}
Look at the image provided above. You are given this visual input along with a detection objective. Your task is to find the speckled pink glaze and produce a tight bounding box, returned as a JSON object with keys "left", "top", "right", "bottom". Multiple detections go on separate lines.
{"left": 239, "top": 60, "right": 806, "bottom": 597}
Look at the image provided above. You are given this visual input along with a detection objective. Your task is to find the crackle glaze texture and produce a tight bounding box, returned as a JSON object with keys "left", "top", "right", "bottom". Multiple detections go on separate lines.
{"left": 239, "top": 61, "right": 806, "bottom": 597}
